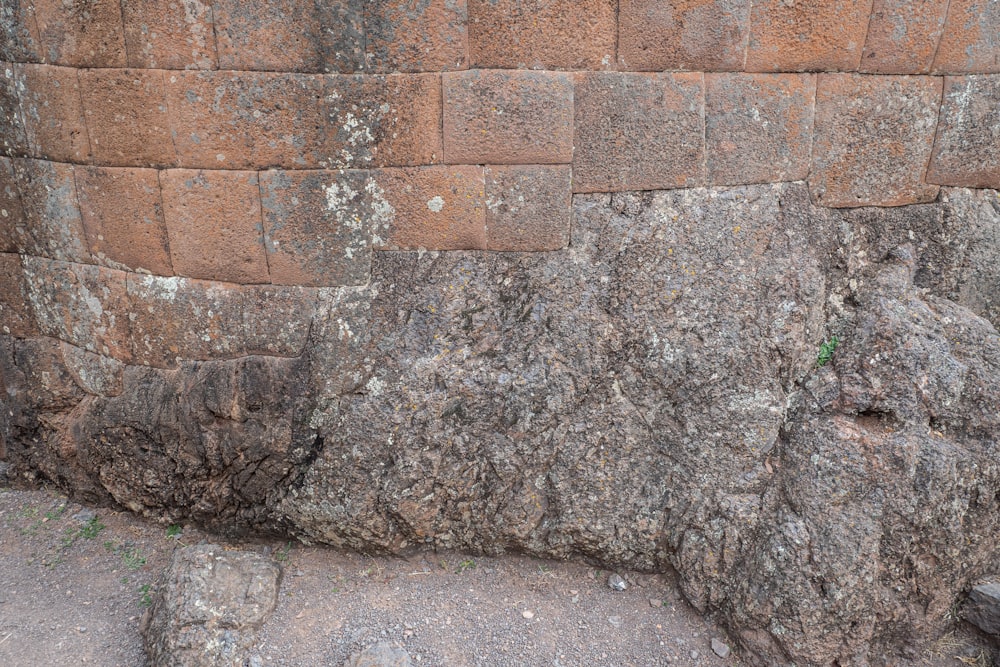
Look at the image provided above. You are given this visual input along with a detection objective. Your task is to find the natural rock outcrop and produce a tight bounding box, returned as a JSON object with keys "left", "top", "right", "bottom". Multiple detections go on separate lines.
{"left": 141, "top": 545, "right": 282, "bottom": 667}
{"left": 4, "top": 183, "right": 1000, "bottom": 666}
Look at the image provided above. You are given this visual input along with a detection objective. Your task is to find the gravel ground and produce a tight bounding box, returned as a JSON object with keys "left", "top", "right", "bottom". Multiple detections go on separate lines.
{"left": 0, "top": 483, "right": 991, "bottom": 666}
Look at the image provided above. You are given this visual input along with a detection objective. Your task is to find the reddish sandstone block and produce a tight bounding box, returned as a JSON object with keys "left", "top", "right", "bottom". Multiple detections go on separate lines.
{"left": 485, "top": 165, "right": 571, "bottom": 251}
{"left": 860, "top": 0, "right": 948, "bottom": 74}
{"left": 573, "top": 72, "right": 705, "bottom": 193}
{"left": 75, "top": 166, "right": 173, "bottom": 275}
{"left": 20, "top": 256, "right": 131, "bottom": 360}
{"left": 160, "top": 169, "right": 269, "bottom": 284}
{"left": 0, "top": 157, "right": 24, "bottom": 252}
{"left": 927, "top": 76, "right": 1000, "bottom": 188}
{"left": 469, "top": 0, "right": 616, "bottom": 70}
{"left": 121, "top": 0, "right": 218, "bottom": 69}
{"left": 127, "top": 273, "right": 246, "bottom": 367}
{"left": 371, "top": 166, "right": 487, "bottom": 250}
{"left": 32, "top": 0, "right": 126, "bottom": 67}
{"left": 166, "top": 71, "right": 325, "bottom": 170}
{"left": 705, "top": 73, "right": 815, "bottom": 186}
{"left": 1, "top": 0, "right": 42, "bottom": 62}
{"left": 365, "top": 0, "right": 467, "bottom": 72}
{"left": 933, "top": 0, "right": 1000, "bottom": 73}
{"left": 79, "top": 68, "right": 175, "bottom": 168}
{"left": 443, "top": 70, "right": 574, "bottom": 165}
{"left": 0, "top": 253, "right": 38, "bottom": 337}
{"left": 320, "top": 73, "right": 442, "bottom": 168}
{"left": 213, "top": 0, "right": 364, "bottom": 73}
{"left": 18, "top": 63, "right": 89, "bottom": 163}
{"left": 259, "top": 169, "right": 372, "bottom": 287}
{"left": 809, "top": 74, "right": 941, "bottom": 207}
{"left": 11, "top": 157, "right": 90, "bottom": 262}
{"left": 745, "top": 0, "right": 873, "bottom": 72}
{"left": 619, "top": 0, "right": 751, "bottom": 72}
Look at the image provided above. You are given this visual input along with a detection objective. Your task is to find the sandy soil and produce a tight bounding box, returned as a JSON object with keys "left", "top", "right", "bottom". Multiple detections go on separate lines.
{"left": 0, "top": 483, "right": 992, "bottom": 666}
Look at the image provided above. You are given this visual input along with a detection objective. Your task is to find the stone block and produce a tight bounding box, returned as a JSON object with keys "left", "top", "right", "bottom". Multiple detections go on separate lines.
{"left": 365, "top": 0, "right": 468, "bottom": 72}
{"left": 20, "top": 256, "right": 131, "bottom": 360}
{"left": 75, "top": 166, "right": 174, "bottom": 275}
{"left": 10, "top": 157, "right": 90, "bottom": 262}
{"left": 213, "top": 0, "right": 364, "bottom": 73}
{"left": 259, "top": 169, "right": 372, "bottom": 287}
{"left": 618, "top": 0, "right": 751, "bottom": 72}
{"left": 965, "top": 580, "right": 1000, "bottom": 636}
{"left": 127, "top": 274, "right": 247, "bottom": 367}
{"left": 809, "top": 74, "right": 941, "bottom": 207}
{"left": 165, "top": 71, "right": 325, "bottom": 170}
{"left": 933, "top": 0, "right": 1000, "bottom": 74}
{"left": 485, "top": 165, "right": 571, "bottom": 251}
{"left": 160, "top": 169, "right": 269, "bottom": 284}
{"left": 745, "top": 0, "right": 873, "bottom": 72}
{"left": 468, "top": 0, "right": 616, "bottom": 70}
{"left": 241, "top": 285, "right": 316, "bottom": 357}
{"left": 573, "top": 72, "right": 705, "bottom": 193}
{"left": 927, "top": 75, "right": 1000, "bottom": 188}
{"left": 860, "top": 0, "right": 948, "bottom": 74}
{"left": 372, "top": 165, "right": 487, "bottom": 250}
{"left": 0, "top": 156, "right": 24, "bottom": 252}
{"left": 705, "top": 73, "right": 815, "bottom": 186}
{"left": 320, "top": 73, "right": 442, "bottom": 168}
{"left": 0, "top": 0, "right": 42, "bottom": 62}
{"left": 1, "top": 64, "right": 29, "bottom": 157}
{"left": 79, "top": 68, "right": 175, "bottom": 168}
{"left": 59, "top": 341, "right": 124, "bottom": 396}
{"left": 17, "top": 63, "right": 89, "bottom": 163}
{"left": 0, "top": 253, "right": 37, "bottom": 337}
{"left": 121, "top": 0, "right": 218, "bottom": 70}
{"left": 32, "top": 0, "right": 126, "bottom": 67}
{"left": 443, "top": 70, "right": 574, "bottom": 165}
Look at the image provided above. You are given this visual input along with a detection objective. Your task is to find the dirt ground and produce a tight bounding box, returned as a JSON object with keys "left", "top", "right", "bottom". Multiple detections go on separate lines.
{"left": 0, "top": 483, "right": 992, "bottom": 666}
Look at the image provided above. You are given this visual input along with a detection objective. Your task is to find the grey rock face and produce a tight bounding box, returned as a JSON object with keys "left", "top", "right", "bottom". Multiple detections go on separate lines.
{"left": 4, "top": 183, "right": 1000, "bottom": 666}
{"left": 344, "top": 642, "right": 413, "bottom": 667}
{"left": 141, "top": 545, "right": 282, "bottom": 667}
{"left": 965, "top": 581, "right": 1000, "bottom": 636}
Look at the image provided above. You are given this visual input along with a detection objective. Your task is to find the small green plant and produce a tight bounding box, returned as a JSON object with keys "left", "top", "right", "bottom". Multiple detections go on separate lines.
{"left": 121, "top": 548, "right": 146, "bottom": 571}
{"left": 817, "top": 335, "right": 840, "bottom": 367}
{"left": 456, "top": 558, "right": 476, "bottom": 573}
{"left": 138, "top": 584, "right": 153, "bottom": 608}
{"left": 165, "top": 524, "right": 182, "bottom": 539}
{"left": 275, "top": 541, "right": 292, "bottom": 563}
{"left": 80, "top": 517, "right": 104, "bottom": 539}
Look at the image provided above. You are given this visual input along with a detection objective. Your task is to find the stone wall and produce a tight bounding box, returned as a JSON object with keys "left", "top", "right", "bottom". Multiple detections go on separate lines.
{"left": 2, "top": 3, "right": 1000, "bottom": 666}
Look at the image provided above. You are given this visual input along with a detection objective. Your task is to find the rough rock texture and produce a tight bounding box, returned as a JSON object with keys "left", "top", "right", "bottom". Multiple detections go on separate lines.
{"left": 964, "top": 580, "right": 1000, "bottom": 636}
{"left": 345, "top": 642, "right": 414, "bottom": 667}
{"left": 4, "top": 184, "right": 1000, "bottom": 667}
{"left": 141, "top": 544, "right": 282, "bottom": 667}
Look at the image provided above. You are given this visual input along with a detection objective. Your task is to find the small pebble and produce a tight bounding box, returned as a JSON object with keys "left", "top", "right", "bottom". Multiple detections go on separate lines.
{"left": 522, "top": 610, "right": 534, "bottom": 619}
{"left": 77, "top": 626, "right": 86, "bottom": 633}
{"left": 607, "top": 573, "right": 627, "bottom": 591}
{"left": 690, "top": 650, "right": 699, "bottom": 659}
{"left": 607, "top": 615, "right": 622, "bottom": 628}
{"left": 712, "top": 637, "right": 731, "bottom": 658}
{"left": 648, "top": 598, "right": 662, "bottom": 608}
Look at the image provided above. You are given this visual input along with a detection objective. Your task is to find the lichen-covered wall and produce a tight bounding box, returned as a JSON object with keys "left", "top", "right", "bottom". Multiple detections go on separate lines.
{"left": 2, "top": 3, "right": 1000, "bottom": 666}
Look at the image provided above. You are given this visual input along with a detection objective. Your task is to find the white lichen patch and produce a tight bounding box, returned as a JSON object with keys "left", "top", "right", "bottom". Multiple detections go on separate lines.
{"left": 427, "top": 196, "right": 445, "bottom": 212}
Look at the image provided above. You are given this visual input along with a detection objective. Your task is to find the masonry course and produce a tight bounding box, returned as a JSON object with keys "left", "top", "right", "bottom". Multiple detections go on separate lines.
{"left": 1, "top": 4, "right": 999, "bottom": 666}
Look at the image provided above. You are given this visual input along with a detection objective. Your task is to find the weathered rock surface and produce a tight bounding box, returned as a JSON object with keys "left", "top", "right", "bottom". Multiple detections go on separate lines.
{"left": 964, "top": 580, "right": 1000, "bottom": 636}
{"left": 141, "top": 544, "right": 282, "bottom": 667}
{"left": 344, "top": 642, "right": 414, "bottom": 667}
{"left": 4, "top": 183, "right": 1000, "bottom": 666}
